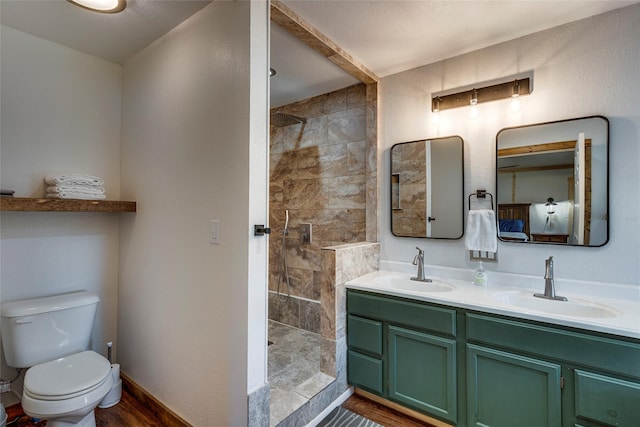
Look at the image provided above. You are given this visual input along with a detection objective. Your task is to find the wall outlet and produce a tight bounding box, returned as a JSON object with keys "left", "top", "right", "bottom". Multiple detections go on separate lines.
{"left": 299, "top": 223, "right": 312, "bottom": 244}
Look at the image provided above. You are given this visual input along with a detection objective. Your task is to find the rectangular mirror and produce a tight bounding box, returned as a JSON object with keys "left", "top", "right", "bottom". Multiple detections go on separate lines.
{"left": 391, "top": 136, "right": 464, "bottom": 239}
{"left": 496, "top": 116, "right": 608, "bottom": 246}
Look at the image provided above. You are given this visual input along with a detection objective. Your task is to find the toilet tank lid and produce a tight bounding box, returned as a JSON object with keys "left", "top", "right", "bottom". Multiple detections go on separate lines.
{"left": 1, "top": 291, "right": 99, "bottom": 318}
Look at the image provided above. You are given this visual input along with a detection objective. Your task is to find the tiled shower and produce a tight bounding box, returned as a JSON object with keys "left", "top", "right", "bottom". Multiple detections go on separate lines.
{"left": 268, "top": 84, "right": 369, "bottom": 332}
{"left": 267, "top": 83, "right": 375, "bottom": 425}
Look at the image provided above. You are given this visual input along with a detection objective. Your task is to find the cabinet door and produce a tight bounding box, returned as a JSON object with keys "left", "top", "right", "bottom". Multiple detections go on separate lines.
{"left": 574, "top": 370, "right": 640, "bottom": 426}
{"left": 388, "top": 325, "right": 457, "bottom": 423}
{"left": 467, "top": 344, "right": 562, "bottom": 427}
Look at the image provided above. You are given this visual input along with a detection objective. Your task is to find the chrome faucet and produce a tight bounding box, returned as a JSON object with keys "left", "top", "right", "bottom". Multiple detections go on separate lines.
{"left": 411, "top": 247, "right": 432, "bottom": 282}
{"left": 534, "top": 256, "right": 567, "bottom": 301}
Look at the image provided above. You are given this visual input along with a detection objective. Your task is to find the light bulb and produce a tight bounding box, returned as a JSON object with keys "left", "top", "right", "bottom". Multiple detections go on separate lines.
{"left": 510, "top": 94, "right": 520, "bottom": 112}
{"left": 432, "top": 111, "right": 440, "bottom": 125}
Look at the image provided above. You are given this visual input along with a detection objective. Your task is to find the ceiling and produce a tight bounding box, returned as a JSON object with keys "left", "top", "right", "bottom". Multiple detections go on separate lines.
{"left": 1, "top": 0, "right": 638, "bottom": 107}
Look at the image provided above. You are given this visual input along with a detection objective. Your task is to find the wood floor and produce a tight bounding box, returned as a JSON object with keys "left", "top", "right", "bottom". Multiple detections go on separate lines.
{"left": 5, "top": 389, "right": 163, "bottom": 427}
{"left": 6, "top": 388, "right": 433, "bottom": 427}
{"left": 342, "top": 394, "right": 435, "bottom": 427}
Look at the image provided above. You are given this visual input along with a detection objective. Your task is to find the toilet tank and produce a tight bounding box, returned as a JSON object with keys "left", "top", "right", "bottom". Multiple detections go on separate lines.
{"left": 1, "top": 291, "right": 100, "bottom": 368}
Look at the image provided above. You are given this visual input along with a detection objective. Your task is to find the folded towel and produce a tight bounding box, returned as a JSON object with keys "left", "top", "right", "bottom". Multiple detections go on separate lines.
{"left": 47, "top": 185, "right": 105, "bottom": 195}
{"left": 47, "top": 192, "right": 106, "bottom": 200}
{"left": 465, "top": 209, "right": 498, "bottom": 253}
{"left": 45, "top": 174, "right": 104, "bottom": 186}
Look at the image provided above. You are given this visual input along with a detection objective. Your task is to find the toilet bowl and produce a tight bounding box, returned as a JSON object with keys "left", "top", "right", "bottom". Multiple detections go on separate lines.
{"left": 21, "top": 350, "right": 113, "bottom": 427}
{"left": 22, "top": 351, "right": 113, "bottom": 427}
{"left": 1, "top": 291, "right": 115, "bottom": 427}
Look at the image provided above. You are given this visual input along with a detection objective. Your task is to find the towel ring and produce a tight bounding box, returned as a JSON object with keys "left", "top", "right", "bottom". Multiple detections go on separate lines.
{"left": 468, "top": 190, "right": 494, "bottom": 210}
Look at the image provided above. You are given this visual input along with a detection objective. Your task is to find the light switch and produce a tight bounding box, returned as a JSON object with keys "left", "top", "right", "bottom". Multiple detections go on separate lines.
{"left": 210, "top": 220, "right": 220, "bottom": 245}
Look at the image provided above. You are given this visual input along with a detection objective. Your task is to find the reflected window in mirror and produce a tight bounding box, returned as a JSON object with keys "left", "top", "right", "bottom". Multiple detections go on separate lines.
{"left": 391, "top": 136, "right": 464, "bottom": 239}
{"left": 496, "top": 116, "right": 608, "bottom": 246}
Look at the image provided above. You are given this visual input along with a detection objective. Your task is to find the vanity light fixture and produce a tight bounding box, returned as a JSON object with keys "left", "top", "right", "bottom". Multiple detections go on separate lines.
{"left": 431, "top": 97, "right": 441, "bottom": 125}
{"left": 511, "top": 79, "right": 521, "bottom": 112}
{"left": 469, "top": 89, "right": 479, "bottom": 118}
{"left": 432, "top": 77, "right": 531, "bottom": 113}
{"left": 67, "top": 0, "right": 126, "bottom": 13}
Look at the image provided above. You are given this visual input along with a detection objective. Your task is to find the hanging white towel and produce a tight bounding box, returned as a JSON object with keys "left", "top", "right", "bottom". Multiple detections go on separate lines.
{"left": 45, "top": 174, "right": 104, "bottom": 186}
{"left": 465, "top": 209, "right": 498, "bottom": 253}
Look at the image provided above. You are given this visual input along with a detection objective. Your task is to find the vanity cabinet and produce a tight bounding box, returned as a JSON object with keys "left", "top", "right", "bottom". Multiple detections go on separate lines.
{"left": 347, "top": 290, "right": 458, "bottom": 424}
{"left": 466, "top": 344, "right": 562, "bottom": 427}
{"left": 467, "top": 313, "right": 640, "bottom": 427}
{"left": 347, "top": 289, "right": 640, "bottom": 427}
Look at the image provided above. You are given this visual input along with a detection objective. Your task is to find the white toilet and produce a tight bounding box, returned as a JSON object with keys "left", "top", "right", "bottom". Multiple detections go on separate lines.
{"left": 1, "top": 291, "right": 113, "bottom": 427}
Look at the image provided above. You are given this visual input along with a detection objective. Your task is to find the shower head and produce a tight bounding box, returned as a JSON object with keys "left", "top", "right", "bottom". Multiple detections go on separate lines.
{"left": 270, "top": 112, "right": 307, "bottom": 127}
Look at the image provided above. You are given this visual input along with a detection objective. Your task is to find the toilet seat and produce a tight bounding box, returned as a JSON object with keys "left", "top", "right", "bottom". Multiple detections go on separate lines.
{"left": 24, "top": 351, "right": 111, "bottom": 401}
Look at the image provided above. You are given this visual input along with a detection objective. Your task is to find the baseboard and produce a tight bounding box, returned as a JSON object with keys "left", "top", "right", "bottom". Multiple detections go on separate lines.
{"left": 121, "top": 372, "right": 191, "bottom": 427}
{"left": 354, "top": 388, "right": 453, "bottom": 427}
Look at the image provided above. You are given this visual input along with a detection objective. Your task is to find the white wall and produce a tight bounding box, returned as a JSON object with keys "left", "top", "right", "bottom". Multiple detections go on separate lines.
{"left": 119, "top": 2, "right": 266, "bottom": 425}
{"left": 380, "top": 4, "right": 640, "bottom": 286}
{"left": 0, "top": 26, "right": 121, "bottom": 387}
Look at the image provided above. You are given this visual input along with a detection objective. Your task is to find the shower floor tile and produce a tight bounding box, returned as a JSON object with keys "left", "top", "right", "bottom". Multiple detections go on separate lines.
{"left": 268, "top": 320, "right": 334, "bottom": 426}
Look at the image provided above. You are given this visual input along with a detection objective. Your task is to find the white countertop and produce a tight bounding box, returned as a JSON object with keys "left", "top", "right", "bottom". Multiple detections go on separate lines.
{"left": 346, "top": 267, "right": 640, "bottom": 340}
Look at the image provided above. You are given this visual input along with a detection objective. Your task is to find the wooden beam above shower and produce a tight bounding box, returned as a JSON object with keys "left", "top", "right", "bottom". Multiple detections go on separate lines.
{"left": 270, "top": 0, "right": 379, "bottom": 85}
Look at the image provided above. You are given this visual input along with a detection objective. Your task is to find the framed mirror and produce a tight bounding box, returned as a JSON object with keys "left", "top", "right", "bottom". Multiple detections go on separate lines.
{"left": 391, "top": 136, "right": 464, "bottom": 239}
{"left": 496, "top": 116, "right": 608, "bottom": 246}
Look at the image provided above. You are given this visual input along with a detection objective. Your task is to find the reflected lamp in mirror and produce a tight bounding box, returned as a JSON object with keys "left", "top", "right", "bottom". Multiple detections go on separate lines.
{"left": 390, "top": 136, "right": 464, "bottom": 239}
{"left": 496, "top": 116, "right": 609, "bottom": 246}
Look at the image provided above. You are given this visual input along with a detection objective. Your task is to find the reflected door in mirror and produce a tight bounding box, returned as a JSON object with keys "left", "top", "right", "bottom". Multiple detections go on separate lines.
{"left": 496, "top": 116, "right": 608, "bottom": 246}
{"left": 391, "top": 136, "right": 464, "bottom": 239}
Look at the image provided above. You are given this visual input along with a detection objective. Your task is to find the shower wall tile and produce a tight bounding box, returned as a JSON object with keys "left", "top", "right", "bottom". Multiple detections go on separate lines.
{"left": 366, "top": 173, "right": 378, "bottom": 241}
{"left": 300, "top": 299, "right": 321, "bottom": 334}
{"left": 270, "top": 84, "right": 372, "bottom": 335}
{"left": 347, "top": 84, "right": 367, "bottom": 108}
{"left": 366, "top": 83, "right": 379, "bottom": 242}
{"left": 328, "top": 106, "right": 366, "bottom": 144}
{"left": 269, "top": 292, "right": 302, "bottom": 328}
{"left": 347, "top": 140, "right": 367, "bottom": 175}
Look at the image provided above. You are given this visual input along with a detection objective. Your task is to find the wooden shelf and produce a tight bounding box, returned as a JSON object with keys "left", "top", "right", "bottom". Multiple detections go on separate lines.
{"left": 0, "top": 197, "right": 136, "bottom": 213}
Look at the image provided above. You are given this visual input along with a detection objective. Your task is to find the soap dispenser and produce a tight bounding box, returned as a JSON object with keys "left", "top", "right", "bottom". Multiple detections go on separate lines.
{"left": 474, "top": 261, "right": 488, "bottom": 286}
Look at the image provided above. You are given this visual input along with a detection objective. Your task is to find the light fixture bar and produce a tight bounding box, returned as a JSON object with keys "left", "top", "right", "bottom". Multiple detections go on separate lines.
{"left": 432, "top": 77, "right": 531, "bottom": 111}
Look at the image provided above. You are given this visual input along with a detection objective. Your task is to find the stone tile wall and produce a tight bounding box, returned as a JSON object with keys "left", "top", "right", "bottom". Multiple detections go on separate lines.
{"left": 319, "top": 242, "right": 379, "bottom": 384}
{"left": 268, "top": 84, "right": 370, "bottom": 333}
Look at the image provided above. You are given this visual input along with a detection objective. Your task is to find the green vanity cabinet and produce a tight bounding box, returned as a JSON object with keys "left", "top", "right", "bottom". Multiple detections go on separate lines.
{"left": 466, "top": 343, "right": 562, "bottom": 427}
{"left": 388, "top": 325, "right": 457, "bottom": 422}
{"left": 466, "top": 313, "right": 640, "bottom": 427}
{"left": 347, "top": 290, "right": 458, "bottom": 424}
{"left": 347, "top": 289, "right": 640, "bottom": 427}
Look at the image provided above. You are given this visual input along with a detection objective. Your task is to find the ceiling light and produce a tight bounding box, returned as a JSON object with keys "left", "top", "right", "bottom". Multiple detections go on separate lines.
{"left": 67, "top": 0, "right": 126, "bottom": 13}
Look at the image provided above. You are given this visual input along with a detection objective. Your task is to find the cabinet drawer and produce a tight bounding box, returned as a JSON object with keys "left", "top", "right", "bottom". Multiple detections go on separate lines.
{"left": 347, "top": 315, "right": 382, "bottom": 357}
{"left": 348, "top": 290, "right": 456, "bottom": 337}
{"left": 574, "top": 370, "right": 640, "bottom": 426}
{"left": 466, "top": 313, "right": 640, "bottom": 379}
{"left": 348, "top": 350, "right": 383, "bottom": 394}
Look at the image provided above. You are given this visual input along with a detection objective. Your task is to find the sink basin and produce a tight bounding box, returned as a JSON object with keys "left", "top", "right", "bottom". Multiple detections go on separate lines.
{"left": 369, "top": 275, "right": 455, "bottom": 293}
{"left": 493, "top": 290, "right": 619, "bottom": 318}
